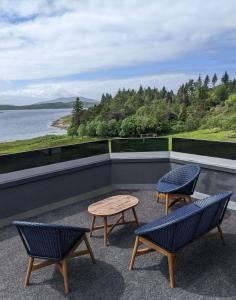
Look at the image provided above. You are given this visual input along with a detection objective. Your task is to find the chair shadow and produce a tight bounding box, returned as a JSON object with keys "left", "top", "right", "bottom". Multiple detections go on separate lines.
{"left": 32, "top": 258, "right": 125, "bottom": 300}
{"left": 107, "top": 222, "right": 146, "bottom": 249}
{"left": 89, "top": 222, "right": 146, "bottom": 249}
{"left": 157, "top": 233, "right": 236, "bottom": 297}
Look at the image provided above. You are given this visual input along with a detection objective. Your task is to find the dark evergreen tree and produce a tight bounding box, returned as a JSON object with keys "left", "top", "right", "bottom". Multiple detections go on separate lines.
{"left": 212, "top": 73, "right": 218, "bottom": 86}
{"left": 204, "top": 75, "right": 210, "bottom": 87}
{"left": 197, "top": 75, "right": 202, "bottom": 87}
{"left": 71, "top": 97, "right": 83, "bottom": 127}
{"left": 221, "top": 71, "right": 229, "bottom": 84}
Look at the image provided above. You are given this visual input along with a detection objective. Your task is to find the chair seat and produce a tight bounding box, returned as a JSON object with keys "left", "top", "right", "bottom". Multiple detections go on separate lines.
{"left": 156, "top": 181, "right": 180, "bottom": 194}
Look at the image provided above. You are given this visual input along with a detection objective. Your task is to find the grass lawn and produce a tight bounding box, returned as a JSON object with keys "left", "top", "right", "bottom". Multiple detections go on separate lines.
{"left": 165, "top": 129, "right": 236, "bottom": 142}
{"left": 0, "top": 129, "right": 235, "bottom": 155}
{"left": 0, "top": 135, "right": 99, "bottom": 155}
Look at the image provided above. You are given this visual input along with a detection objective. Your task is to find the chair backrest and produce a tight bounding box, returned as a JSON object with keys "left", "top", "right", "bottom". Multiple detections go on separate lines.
{"left": 13, "top": 221, "right": 85, "bottom": 259}
{"left": 141, "top": 191, "right": 232, "bottom": 253}
{"left": 162, "top": 164, "right": 201, "bottom": 194}
{"left": 172, "top": 191, "right": 232, "bottom": 251}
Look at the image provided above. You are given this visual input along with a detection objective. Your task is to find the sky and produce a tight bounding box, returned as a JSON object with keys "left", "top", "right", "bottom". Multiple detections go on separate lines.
{"left": 0, "top": 0, "right": 236, "bottom": 105}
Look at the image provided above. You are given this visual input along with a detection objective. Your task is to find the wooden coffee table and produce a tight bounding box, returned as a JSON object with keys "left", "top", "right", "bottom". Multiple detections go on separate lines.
{"left": 88, "top": 195, "right": 139, "bottom": 247}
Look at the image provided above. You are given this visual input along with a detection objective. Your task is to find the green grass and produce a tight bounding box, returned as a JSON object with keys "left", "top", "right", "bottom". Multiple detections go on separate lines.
{"left": 0, "top": 128, "right": 235, "bottom": 155}
{"left": 165, "top": 129, "right": 236, "bottom": 142}
{"left": 0, "top": 135, "right": 98, "bottom": 155}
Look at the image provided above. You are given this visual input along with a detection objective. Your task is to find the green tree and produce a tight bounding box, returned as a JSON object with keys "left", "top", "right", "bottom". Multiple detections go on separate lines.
{"left": 107, "top": 119, "right": 119, "bottom": 137}
{"left": 204, "top": 75, "right": 210, "bottom": 87}
{"left": 96, "top": 121, "right": 109, "bottom": 137}
{"left": 71, "top": 97, "right": 84, "bottom": 127}
{"left": 86, "top": 121, "right": 97, "bottom": 136}
{"left": 67, "top": 125, "right": 78, "bottom": 138}
{"left": 78, "top": 123, "right": 87, "bottom": 137}
{"left": 120, "top": 117, "right": 137, "bottom": 137}
{"left": 221, "top": 71, "right": 229, "bottom": 84}
{"left": 212, "top": 73, "right": 218, "bottom": 87}
{"left": 197, "top": 75, "right": 202, "bottom": 87}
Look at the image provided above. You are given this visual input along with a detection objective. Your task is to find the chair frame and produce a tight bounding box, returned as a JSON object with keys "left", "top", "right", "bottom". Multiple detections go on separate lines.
{"left": 24, "top": 233, "right": 95, "bottom": 294}
{"left": 156, "top": 191, "right": 192, "bottom": 215}
{"left": 156, "top": 164, "right": 200, "bottom": 214}
{"left": 129, "top": 225, "right": 224, "bottom": 288}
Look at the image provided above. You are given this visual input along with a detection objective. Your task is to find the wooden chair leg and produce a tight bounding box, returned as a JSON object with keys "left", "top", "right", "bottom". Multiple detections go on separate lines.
{"left": 90, "top": 216, "right": 96, "bottom": 237}
{"left": 185, "top": 196, "right": 192, "bottom": 203}
{"left": 129, "top": 236, "right": 139, "bottom": 270}
{"left": 217, "top": 225, "right": 225, "bottom": 245}
{"left": 165, "top": 194, "right": 169, "bottom": 215}
{"left": 83, "top": 234, "right": 96, "bottom": 264}
{"left": 167, "top": 253, "right": 175, "bottom": 288}
{"left": 104, "top": 216, "right": 108, "bottom": 247}
{"left": 24, "top": 257, "right": 34, "bottom": 287}
{"left": 62, "top": 259, "right": 69, "bottom": 294}
{"left": 156, "top": 191, "right": 160, "bottom": 203}
{"left": 132, "top": 207, "right": 139, "bottom": 226}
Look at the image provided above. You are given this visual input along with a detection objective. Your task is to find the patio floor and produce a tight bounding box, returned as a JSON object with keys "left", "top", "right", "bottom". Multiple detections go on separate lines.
{"left": 1, "top": 190, "right": 236, "bottom": 300}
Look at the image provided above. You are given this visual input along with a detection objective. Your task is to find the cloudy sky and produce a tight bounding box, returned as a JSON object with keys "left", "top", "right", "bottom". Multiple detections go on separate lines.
{"left": 0, "top": 0, "right": 236, "bottom": 104}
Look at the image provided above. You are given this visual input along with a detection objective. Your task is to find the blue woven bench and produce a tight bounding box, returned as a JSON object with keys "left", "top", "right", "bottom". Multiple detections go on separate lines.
{"left": 129, "top": 191, "right": 233, "bottom": 288}
{"left": 156, "top": 164, "right": 201, "bottom": 214}
{"left": 13, "top": 221, "right": 95, "bottom": 294}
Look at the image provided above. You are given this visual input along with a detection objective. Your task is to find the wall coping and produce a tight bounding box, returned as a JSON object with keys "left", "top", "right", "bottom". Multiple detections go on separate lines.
{"left": 0, "top": 153, "right": 110, "bottom": 189}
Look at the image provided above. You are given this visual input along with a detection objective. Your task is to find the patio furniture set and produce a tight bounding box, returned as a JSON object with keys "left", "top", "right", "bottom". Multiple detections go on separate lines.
{"left": 13, "top": 164, "right": 233, "bottom": 294}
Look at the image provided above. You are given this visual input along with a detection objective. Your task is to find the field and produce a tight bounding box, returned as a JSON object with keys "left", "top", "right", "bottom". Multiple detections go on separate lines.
{"left": 0, "top": 128, "right": 235, "bottom": 155}
{"left": 167, "top": 129, "right": 236, "bottom": 142}
{"left": 0, "top": 135, "right": 99, "bottom": 155}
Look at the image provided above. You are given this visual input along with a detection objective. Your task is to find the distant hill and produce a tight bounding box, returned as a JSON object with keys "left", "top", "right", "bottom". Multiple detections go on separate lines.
{"left": 38, "top": 96, "right": 97, "bottom": 105}
{"left": 0, "top": 96, "right": 98, "bottom": 110}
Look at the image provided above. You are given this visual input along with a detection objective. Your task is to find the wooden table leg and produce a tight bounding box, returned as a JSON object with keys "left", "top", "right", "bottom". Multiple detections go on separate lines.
{"left": 90, "top": 216, "right": 96, "bottom": 237}
{"left": 104, "top": 216, "right": 108, "bottom": 247}
{"left": 121, "top": 211, "right": 125, "bottom": 222}
{"left": 132, "top": 207, "right": 139, "bottom": 226}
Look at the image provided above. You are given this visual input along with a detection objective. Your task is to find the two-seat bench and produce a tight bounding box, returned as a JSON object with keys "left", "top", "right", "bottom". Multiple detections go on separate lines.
{"left": 129, "top": 191, "right": 233, "bottom": 288}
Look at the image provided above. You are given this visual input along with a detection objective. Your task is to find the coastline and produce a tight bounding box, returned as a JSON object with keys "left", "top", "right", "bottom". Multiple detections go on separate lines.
{"left": 51, "top": 114, "right": 71, "bottom": 130}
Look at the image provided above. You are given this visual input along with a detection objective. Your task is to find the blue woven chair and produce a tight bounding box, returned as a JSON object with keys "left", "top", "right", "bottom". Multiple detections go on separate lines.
{"left": 129, "top": 191, "right": 232, "bottom": 288}
{"left": 156, "top": 164, "right": 201, "bottom": 214}
{"left": 13, "top": 221, "right": 95, "bottom": 294}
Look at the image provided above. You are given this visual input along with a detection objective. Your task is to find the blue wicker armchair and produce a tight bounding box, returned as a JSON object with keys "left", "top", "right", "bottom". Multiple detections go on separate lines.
{"left": 156, "top": 164, "right": 201, "bottom": 214}
{"left": 129, "top": 191, "right": 232, "bottom": 288}
{"left": 13, "top": 221, "right": 95, "bottom": 294}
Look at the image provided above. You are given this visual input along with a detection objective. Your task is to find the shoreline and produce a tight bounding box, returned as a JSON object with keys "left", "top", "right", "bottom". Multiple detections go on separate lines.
{"left": 51, "top": 114, "right": 71, "bottom": 130}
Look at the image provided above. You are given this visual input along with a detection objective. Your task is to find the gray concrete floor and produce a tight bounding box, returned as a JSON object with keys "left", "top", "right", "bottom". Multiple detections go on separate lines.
{"left": 1, "top": 190, "right": 236, "bottom": 300}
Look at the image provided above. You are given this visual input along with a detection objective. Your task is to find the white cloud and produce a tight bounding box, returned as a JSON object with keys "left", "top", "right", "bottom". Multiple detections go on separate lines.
{"left": 0, "top": 72, "right": 197, "bottom": 104}
{"left": 0, "top": 0, "right": 235, "bottom": 82}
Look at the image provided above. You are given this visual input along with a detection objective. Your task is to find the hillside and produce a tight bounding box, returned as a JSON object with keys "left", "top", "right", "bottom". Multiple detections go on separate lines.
{"left": 37, "top": 96, "right": 97, "bottom": 105}
{"left": 68, "top": 72, "right": 236, "bottom": 138}
{"left": 0, "top": 96, "right": 98, "bottom": 110}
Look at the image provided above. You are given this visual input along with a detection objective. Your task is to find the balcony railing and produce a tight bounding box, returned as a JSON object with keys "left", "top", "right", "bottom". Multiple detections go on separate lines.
{"left": 0, "top": 137, "right": 236, "bottom": 174}
{"left": 172, "top": 138, "right": 236, "bottom": 160}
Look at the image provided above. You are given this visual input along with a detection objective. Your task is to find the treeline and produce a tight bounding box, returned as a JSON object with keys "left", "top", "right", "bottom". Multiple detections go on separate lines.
{"left": 68, "top": 71, "right": 236, "bottom": 137}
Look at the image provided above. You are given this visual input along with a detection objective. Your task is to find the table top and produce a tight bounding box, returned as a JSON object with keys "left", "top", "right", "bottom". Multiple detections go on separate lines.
{"left": 88, "top": 195, "right": 139, "bottom": 217}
